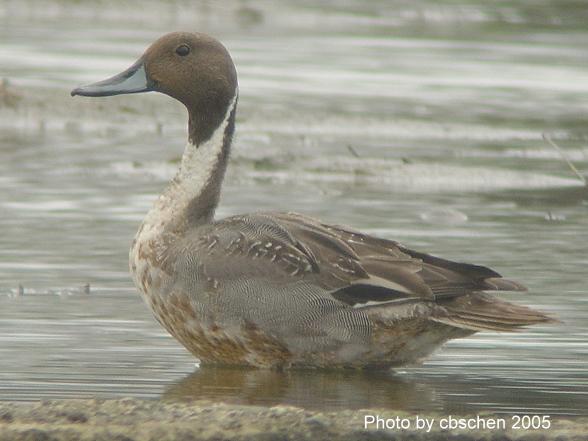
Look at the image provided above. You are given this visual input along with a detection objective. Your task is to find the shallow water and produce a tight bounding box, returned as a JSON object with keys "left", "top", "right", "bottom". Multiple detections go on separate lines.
{"left": 0, "top": 1, "right": 587, "bottom": 415}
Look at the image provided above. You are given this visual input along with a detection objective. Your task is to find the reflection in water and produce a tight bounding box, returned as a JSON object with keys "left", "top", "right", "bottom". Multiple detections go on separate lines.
{"left": 163, "top": 366, "right": 588, "bottom": 415}
{"left": 163, "top": 367, "right": 436, "bottom": 411}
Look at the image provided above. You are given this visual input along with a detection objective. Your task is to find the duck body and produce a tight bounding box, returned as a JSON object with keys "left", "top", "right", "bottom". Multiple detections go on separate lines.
{"left": 73, "top": 32, "right": 553, "bottom": 369}
{"left": 130, "top": 208, "right": 473, "bottom": 369}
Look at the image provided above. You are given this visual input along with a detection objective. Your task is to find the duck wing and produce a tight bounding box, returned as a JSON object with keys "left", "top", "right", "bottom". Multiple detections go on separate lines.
{"left": 271, "top": 212, "right": 528, "bottom": 301}
{"left": 178, "top": 211, "right": 431, "bottom": 300}
{"left": 168, "top": 211, "right": 552, "bottom": 332}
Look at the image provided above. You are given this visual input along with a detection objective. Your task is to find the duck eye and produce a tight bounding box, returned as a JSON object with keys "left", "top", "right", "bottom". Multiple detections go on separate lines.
{"left": 176, "top": 44, "right": 190, "bottom": 56}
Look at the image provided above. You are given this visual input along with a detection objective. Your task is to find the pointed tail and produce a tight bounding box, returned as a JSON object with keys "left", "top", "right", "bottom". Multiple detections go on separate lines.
{"left": 431, "top": 292, "right": 558, "bottom": 332}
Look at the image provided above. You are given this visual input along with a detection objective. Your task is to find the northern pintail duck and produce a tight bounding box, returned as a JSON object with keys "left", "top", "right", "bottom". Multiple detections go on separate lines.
{"left": 72, "top": 32, "right": 553, "bottom": 369}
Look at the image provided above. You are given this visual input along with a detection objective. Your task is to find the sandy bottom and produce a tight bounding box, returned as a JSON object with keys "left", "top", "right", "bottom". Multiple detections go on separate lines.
{"left": 0, "top": 399, "right": 586, "bottom": 441}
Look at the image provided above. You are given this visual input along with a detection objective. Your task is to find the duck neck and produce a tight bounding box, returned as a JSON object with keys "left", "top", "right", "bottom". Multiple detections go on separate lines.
{"left": 149, "top": 93, "right": 238, "bottom": 234}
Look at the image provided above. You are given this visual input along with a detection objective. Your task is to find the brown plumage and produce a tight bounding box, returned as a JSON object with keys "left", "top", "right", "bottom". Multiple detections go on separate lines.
{"left": 72, "top": 32, "right": 555, "bottom": 369}
{"left": 195, "top": 211, "right": 554, "bottom": 333}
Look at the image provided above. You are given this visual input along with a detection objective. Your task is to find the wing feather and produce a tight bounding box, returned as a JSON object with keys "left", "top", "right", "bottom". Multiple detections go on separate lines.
{"left": 168, "top": 211, "right": 551, "bottom": 331}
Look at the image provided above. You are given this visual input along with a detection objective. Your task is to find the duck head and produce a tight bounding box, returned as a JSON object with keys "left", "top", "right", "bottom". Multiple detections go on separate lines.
{"left": 71, "top": 32, "right": 238, "bottom": 145}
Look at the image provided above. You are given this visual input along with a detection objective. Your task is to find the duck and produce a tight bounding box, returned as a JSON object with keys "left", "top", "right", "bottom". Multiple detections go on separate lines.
{"left": 72, "top": 32, "right": 554, "bottom": 369}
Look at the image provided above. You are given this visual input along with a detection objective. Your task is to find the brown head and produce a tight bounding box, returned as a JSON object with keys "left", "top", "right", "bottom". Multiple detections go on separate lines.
{"left": 71, "top": 32, "right": 238, "bottom": 145}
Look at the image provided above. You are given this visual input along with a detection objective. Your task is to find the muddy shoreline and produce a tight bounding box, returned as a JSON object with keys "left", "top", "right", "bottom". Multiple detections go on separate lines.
{"left": 0, "top": 399, "right": 586, "bottom": 441}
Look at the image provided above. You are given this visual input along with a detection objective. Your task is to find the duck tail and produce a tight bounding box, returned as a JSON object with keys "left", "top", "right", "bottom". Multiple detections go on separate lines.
{"left": 431, "top": 292, "right": 558, "bottom": 332}
{"left": 481, "top": 277, "right": 527, "bottom": 292}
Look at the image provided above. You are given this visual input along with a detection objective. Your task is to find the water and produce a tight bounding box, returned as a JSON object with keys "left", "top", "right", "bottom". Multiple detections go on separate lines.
{"left": 0, "top": 0, "right": 587, "bottom": 415}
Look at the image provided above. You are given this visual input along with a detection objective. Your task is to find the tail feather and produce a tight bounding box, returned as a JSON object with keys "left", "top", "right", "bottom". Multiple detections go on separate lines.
{"left": 432, "top": 292, "right": 557, "bottom": 332}
{"left": 431, "top": 316, "right": 521, "bottom": 332}
{"left": 482, "top": 277, "right": 527, "bottom": 292}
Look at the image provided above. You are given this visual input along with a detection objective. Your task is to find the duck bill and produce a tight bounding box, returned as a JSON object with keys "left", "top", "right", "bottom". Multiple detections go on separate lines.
{"left": 71, "top": 58, "right": 153, "bottom": 97}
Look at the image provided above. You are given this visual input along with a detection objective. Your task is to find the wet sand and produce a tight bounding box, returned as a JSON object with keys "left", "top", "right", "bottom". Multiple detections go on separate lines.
{"left": 0, "top": 398, "right": 587, "bottom": 441}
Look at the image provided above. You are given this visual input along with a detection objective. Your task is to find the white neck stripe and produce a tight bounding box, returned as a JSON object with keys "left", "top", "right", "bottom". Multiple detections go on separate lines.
{"left": 140, "top": 92, "right": 237, "bottom": 234}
